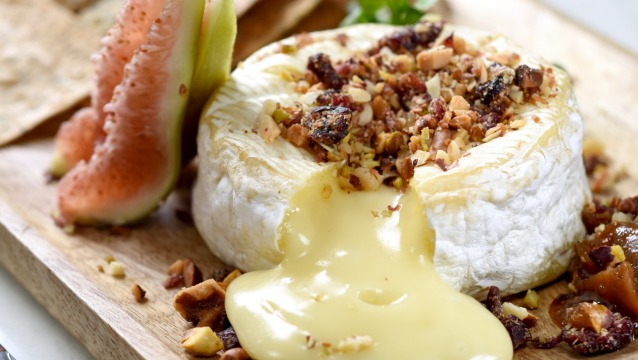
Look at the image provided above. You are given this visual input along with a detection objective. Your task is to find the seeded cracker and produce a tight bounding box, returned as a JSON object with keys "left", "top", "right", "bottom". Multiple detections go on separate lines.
{"left": 0, "top": 0, "right": 121, "bottom": 145}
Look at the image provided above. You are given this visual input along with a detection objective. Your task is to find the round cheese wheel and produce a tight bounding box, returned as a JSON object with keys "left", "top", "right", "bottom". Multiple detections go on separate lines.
{"left": 193, "top": 23, "right": 590, "bottom": 298}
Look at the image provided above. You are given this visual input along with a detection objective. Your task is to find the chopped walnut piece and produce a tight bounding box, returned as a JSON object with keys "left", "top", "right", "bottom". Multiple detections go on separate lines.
{"left": 174, "top": 279, "right": 226, "bottom": 328}
{"left": 395, "top": 157, "right": 414, "bottom": 183}
{"left": 163, "top": 260, "right": 184, "bottom": 289}
{"left": 163, "top": 274, "right": 184, "bottom": 289}
{"left": 163, "top": 258, "right": 202, "bottom": 289}
{"left": 131, "top": 283, "right": 147, "bottom": 303}
{"left": 183, "top": 258, "right": 203, "bottom": 287}
{"left": 220, "top": 347, "right": 250, "bottom": 360}
{"left": 371, "top": 95, "right": 390, "bottom": 119}
{"left": 429, "top": 127, "right": 451, "bottom": 157}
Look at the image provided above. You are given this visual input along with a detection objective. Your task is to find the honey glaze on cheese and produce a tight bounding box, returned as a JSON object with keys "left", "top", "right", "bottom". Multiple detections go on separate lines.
{"left": 225, "top": 170, "right": 512, "bottom": 359}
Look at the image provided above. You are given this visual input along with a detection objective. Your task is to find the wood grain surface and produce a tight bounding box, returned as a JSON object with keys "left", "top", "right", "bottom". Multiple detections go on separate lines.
{"left": 0, "top": 0, "right": 637, "bottom": 359}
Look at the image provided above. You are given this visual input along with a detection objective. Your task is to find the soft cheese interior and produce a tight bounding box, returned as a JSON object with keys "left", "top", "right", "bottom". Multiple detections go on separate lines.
{"left": 194, "top": 22, "right": 590, "bottom": 358}
{"left": 226, "top": 170, "right": 513, "bottom": 359}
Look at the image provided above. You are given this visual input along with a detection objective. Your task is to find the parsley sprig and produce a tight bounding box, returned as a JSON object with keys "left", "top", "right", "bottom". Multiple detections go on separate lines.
{"left": 341, "top": 0, "right": 438, "bottom": 26}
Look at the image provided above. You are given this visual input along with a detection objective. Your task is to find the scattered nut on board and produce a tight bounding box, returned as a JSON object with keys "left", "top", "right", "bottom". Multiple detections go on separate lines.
{"left": 109, "top": 261, "right": 126, "bottom": 277}
{"left": 181, "top": 327, "right": 224, "bottom": 357}
{"left": 163, "top": 258, "right": 203, "bottom": 289}
{"left": 131, "top": 283, "right": 147, "bottom": 303}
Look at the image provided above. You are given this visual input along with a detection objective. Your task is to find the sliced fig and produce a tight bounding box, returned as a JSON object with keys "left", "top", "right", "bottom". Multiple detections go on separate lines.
{"left": 182, "top": 0, "right": 237, "bottom": 163}
{"left": 574, "top": 262, "right": 638, "bottom": 318}
{"left": 50, "top": 0, "right": 165, "bottom": 177}
{"left": 56, "top": 0, "right": 204, "bottom": 225}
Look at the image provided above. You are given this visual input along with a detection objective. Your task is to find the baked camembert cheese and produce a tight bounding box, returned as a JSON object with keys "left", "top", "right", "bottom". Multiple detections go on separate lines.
{"left": 193, "top": 20, "right": 589, "bottom": 359}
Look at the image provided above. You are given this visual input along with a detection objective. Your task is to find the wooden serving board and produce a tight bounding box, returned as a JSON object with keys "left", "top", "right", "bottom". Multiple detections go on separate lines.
{"left": 1, "top": 0, "right": 637, "bottom": 359}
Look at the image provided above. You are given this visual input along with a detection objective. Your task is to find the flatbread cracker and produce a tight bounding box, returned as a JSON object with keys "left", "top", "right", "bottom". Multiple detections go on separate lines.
{"left": 0, "top": 0, "right": 120, "bottom": 146}
{"left": 0, "top": 0, "right": 264, "bottom": 146}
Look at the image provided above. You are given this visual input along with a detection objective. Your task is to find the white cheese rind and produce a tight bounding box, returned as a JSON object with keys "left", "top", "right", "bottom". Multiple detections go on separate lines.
{"left": 193, "top": 23, "right": 590, "bottom": 297}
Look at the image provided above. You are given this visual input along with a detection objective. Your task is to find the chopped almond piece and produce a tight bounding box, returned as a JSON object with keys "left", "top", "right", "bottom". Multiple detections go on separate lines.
{"left": 448, "top": 95, "right": 470, "bottom": 111}
{"left": 416, "top": 47, "right": 453, "bottom": 71}
{"left": 181, "top": 327, "right": 224, "bottom": 357}
{"left": 109, "top": 261, "right": 125, "bottom": 278}
{"left": 523, "top": 289, "right": 540, "bottom": 309}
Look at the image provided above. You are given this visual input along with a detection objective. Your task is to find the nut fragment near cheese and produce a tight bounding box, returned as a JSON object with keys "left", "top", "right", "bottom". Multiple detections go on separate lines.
{"left": 193, "top": 25, "right": 589, "bottom": 358}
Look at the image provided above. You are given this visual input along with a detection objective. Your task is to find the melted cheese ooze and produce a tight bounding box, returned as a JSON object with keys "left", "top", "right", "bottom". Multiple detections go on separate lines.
{"left": 226, "top": 170, "right": 513, "bottom": 359}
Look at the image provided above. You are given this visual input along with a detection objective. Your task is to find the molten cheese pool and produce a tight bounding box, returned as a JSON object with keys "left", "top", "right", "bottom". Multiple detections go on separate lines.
{"left": 194, "top": 20, "right": 590, "bottom": 359}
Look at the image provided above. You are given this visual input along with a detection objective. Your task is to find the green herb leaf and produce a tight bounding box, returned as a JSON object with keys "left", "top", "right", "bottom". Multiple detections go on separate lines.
{"left": 340, "top": 0, "right": 438, "bottom": 26}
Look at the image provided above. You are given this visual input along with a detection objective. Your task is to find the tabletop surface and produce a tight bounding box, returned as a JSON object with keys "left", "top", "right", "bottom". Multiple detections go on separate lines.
{"left": 1, "top": 1, "right": 637, "bottom": 359}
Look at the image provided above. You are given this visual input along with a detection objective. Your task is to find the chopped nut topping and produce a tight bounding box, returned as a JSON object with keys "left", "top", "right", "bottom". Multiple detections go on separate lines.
{"left": 183, "top": 258, "right": 203, "bottom": 288}
{"left": 257, "top": 113, "right": 280, "bottom": 143}
{"left": 167, "top": 259, "right": 185, "bottom": 275}
{"left": 174, "top": 279, "right": 226, "bottom": 329}
{"left": 181, "top": 327, "right": 224, "bottom": 357}
{"left": 523, "top": 289, "right": 540, "bottom": 309}
{"left": 131, "top": 283, "right": 147, "bottom": 303}
{"left": 416, "top": 46, "right": 453, "bottom": 71}
{"left": 163, "top": 258, "right": 202, "bottom": 289}
{"left": 108, "top": 261, "right": 125, "bottom": 278}
{"left": 502, "top": 302, "right": 530, "bottom": 321}
{"left": 266, "top": 19, "right": 555, "bottom": 190}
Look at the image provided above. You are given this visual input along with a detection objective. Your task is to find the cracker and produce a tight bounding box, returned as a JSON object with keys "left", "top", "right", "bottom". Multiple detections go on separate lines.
{"left": 0, "top": 0, "right": 120, "bottom": 145}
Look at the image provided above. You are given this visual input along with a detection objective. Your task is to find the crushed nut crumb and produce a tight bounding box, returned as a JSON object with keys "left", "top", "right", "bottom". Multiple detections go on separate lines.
{"left": 262, "top": 19, "right": 556, "bottom": 190}
{"left": 131, "top": 283, "right": 147, "bottom": 303}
